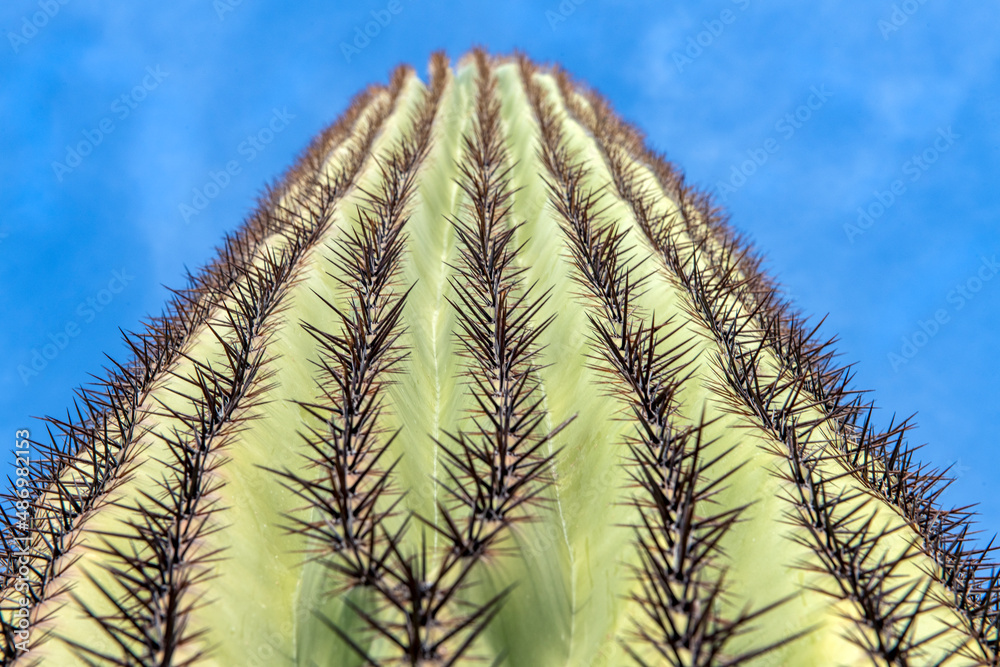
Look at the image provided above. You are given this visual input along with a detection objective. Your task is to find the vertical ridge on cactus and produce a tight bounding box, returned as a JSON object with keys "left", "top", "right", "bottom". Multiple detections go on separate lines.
{"left": 2, "top": 49, "right": 997, "bottom": 666}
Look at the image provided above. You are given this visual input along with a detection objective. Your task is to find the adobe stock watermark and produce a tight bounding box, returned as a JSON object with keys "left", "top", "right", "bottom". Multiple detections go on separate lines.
{"left": 10, "top": 428, "right": 33, "bottom": 652}
{"left": 545, "top": 0, "right": 587, "bottom": 30}
{"left": 51, "top": 66, "right": 169, "bottom": 182}
{"left": 233, "top": 615, "right": 294, "bottom": 667}
{"left": 949, "top": 459, "right": 971, "bottom": 480}
{"left": 888, "top": 254, "right": 998, "bottom": 372}
{"left": 715, "top": 84, "right": 833, "bottom": 201}
{"left": 844, "top": 126, "right": 958, "bottom": 243}
{"left": 340, "top": 0, "right": 408, "bottom": 64}
{"left": 213, "top": 0, "right": 243, "bottom": 20}
{"left": 179, "top": 107, "right": 295, "bottom": 224}
{"left": 672, "top": 0, "right": 751, "bottom": 73}
{"left": 7, "top": 0, "right": 70, "bottom": 54}
{"left": 878, "top": 0, "right": 931, "bottom": 40}
{"left": 986, "top": 95, "right": 1000, "bottom": 126}
{"left": 18, "top": 268, "right": 134, "bottom": 385}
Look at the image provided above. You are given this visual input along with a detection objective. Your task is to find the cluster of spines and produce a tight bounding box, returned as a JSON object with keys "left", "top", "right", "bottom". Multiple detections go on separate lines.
{"left": 61, "top": 73, "right": 404, "bottom": 662}
{"left": 340, "top": 49, "right": 568, "bottom": 665}
{"left": 551, "top": 66, "right": 998, "bottom": 663}
{"left": 275, "top": 52, "right": 519, "bottom": 665}
{"left": 433, "top": 51, "right": 567, "bottom": 561}
{"left": 519, "top": 55, "right": 787, "bottom": 665}
{"left": 359, "top": 51, "right": 580, "bottom": 662}
{"left": 358, "top": 49, "right": 577, "bottom": 665}
{"left": 0, "top": 65, "right": 409, "bottom": 663}
{"left": 714, "top": 323, "right": 950, "bottom": 662}
{"left": 71, "top": 247, "right": 293, "bottom": 665}
{"left": 273, "top": 80, "right": 434, "bottom": 588}
{"left": 304, "top": 49, "right": 570, "bottom": 665}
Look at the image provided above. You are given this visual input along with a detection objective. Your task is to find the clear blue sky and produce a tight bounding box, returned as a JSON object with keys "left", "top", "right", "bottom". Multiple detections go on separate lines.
{"left": 2, "top": 2, "right": 998, "bottom": 546}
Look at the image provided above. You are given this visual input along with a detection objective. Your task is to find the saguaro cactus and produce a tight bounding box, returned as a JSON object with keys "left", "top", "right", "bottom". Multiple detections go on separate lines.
{"left": 2, "top": 50, "right": 997, "bottom": 666}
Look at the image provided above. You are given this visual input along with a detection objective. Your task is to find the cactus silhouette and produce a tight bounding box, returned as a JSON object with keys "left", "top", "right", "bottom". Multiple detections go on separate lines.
{"left": 2, "top": 50, "right": 997, "bottom": 666}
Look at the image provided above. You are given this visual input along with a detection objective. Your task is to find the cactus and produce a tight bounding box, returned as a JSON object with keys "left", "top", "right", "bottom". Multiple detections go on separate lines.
{"left": 2, "top": 50, "right": 997, "bottom": 666}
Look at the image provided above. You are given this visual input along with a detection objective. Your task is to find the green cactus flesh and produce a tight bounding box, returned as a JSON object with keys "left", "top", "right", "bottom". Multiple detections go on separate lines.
{"left": 2, "top": 51, "right": 997, "bottom": 667}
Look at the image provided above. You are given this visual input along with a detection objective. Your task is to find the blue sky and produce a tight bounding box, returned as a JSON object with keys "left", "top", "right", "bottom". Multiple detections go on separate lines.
{"left": 1, "top": 1, "right": 998, "bottom": 546}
